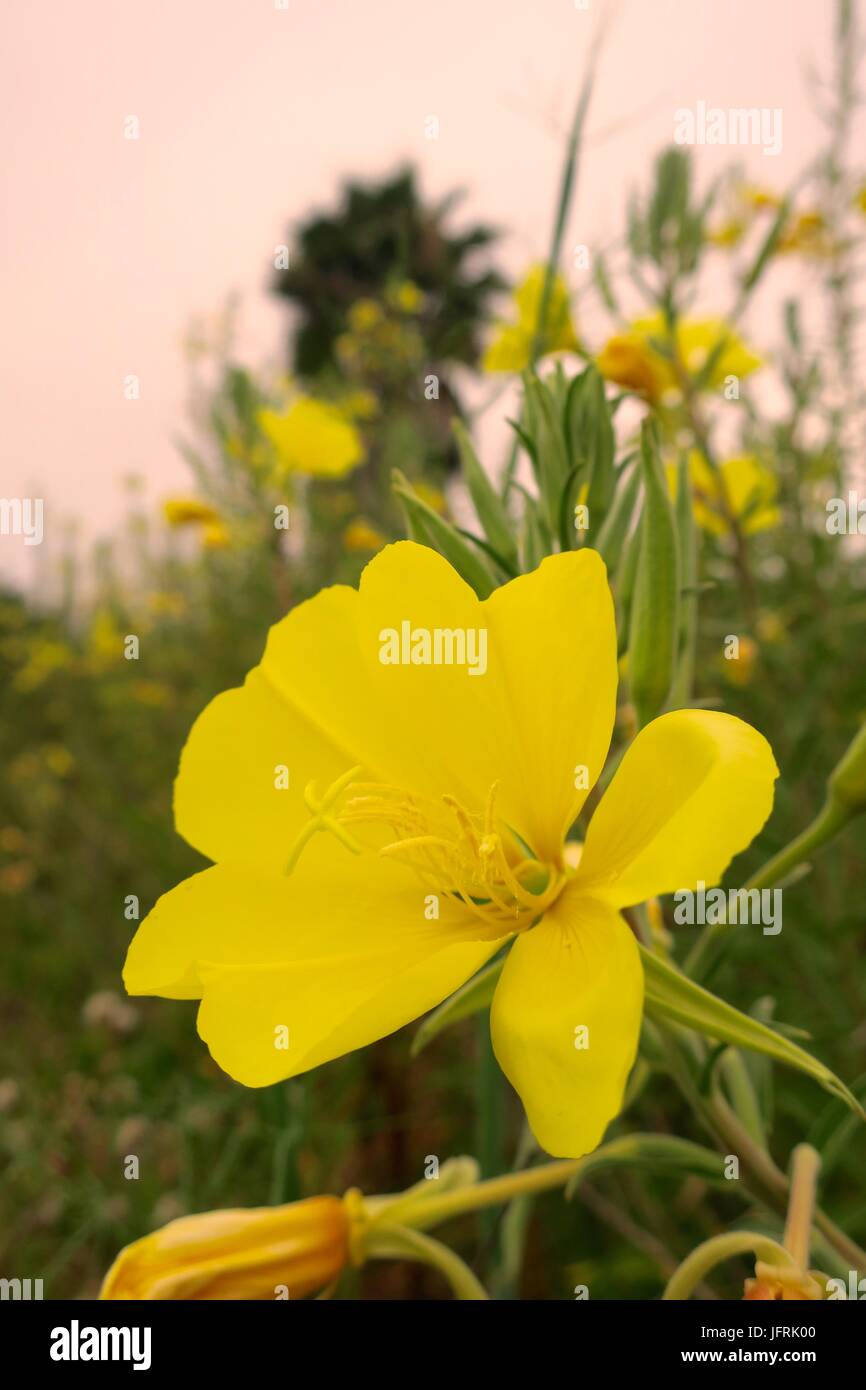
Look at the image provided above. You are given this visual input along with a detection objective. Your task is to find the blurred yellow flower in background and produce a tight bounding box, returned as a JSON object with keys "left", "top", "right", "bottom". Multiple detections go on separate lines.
{"left": 101, "top": 1195, "right": 350, "bottom": 1300}
{"left": 258, "top": 398, "right": 365, "bottom": 480}
{"left": 776, "top": 211, "right": 833, "bottom": 258}
{"left": 85, "top": 611, "right": 125, "bottom": 672}
{"left": 346, "top": 298, "right": 384, "bottom": 334}
{"left": 721, "top": 634, "right": 759, "bottom": 687}
{"left": 12, "top": 637, "right": 74, "bottom": 693}
{"left": 413, "top": 481, "right": 446, "bottom": 513}
{"left": 668, "top": 451, "right": 780, "bottom": 537}
{"left": 483, "top": 264, "right": 579, "bottom": 372}
{"left": 385, "top": 279, "right": 425, "bottom": 314}
{"left": 339, "top": 389, "right": 379, "bottom": 422}
{"left": 739, "top": 185, "right": 783, "bottom": 213}
{"left": 43, "top": 744, "right": 75, "bottom": 778}
{"left": 201, "top": 520, "right": 231, "bottom": 550}
{"left": 706, "top": 218, "right": 747, "bottom": 248}
{"left": 131, "top": 680, "right": 172, "bottom": 708}
{"left": 598, "top": 314, "right": 763, "bottom": 402}
{"left": 342, "top": 518, "right": 387, "bottom": 553}
{"left": 856, "top": 186, "right": 866, "bottom": 217}
{"left": 597, "top": 331, "right": 669, "bottom": 401}
{"left": 147, "top": 591, "right": 187, "bottom": 619}
{"left": 163, "top": 498, "right": 222, "bottom": 527}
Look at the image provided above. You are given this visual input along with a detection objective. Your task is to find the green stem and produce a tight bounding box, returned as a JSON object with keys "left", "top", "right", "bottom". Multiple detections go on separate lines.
{"left": 501, "top": 28, "right": 604, "bottom": 499}
{"left": 746, "top": 799, "right": 849, "bottom": 891}
{"left": 684, "top": 798, "right": 849, "bottom": 978}
{"left": 662, "top": 1232, "right": 791, "bottom": 1301}
{"left": 367, "top": 1223, "right": 490, "bottom": 1301}
{"left": 475, "top": 1018, "right": 505, "bottom": 1236}
{"left": 402, "top": 1158, "right": 583, "bottom": 1232}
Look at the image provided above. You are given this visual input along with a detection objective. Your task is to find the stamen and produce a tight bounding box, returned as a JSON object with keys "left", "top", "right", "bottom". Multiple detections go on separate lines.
{"left": 280, "top": 767, "right": 565, "bottom": 926}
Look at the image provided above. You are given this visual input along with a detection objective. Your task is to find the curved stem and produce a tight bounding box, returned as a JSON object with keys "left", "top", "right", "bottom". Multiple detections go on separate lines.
{"left": 663, "top": 1231, "right": 790, "bottom": 1301}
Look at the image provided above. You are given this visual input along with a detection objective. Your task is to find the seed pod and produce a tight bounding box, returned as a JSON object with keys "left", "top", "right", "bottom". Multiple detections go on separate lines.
{"left": 628, "top": 420, "right": 680, "bottom": 727}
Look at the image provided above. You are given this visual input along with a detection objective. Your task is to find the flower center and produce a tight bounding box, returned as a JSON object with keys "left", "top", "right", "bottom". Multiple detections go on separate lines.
{"left": 285, "top": 768, "right": 563, "bottom": 931}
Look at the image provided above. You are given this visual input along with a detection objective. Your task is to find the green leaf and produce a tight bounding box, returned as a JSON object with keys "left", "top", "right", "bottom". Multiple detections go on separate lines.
{"left": 519, "top": 491, "right": 547, "bottom": 570}
{"left": 392, "top": 470, "right": 495, "bottom": 598}
{"left": 452, "top": 419, "right": 519, "bottom": 570}
{"left": 594, "top": 460, "right": 641, "bottom": 572}
{"left": 627, "top": 420, "right": 680, "bottom": 725}
{"left": 739, "top": 194, "right": 792, "bottom": 296}
{"left": 565, "top": 1132, "right": 729, "bottom": 1200}
{"left": 640, "top": 947, "right": 865, "bottom": 1118}
{"left": 565, "top": 366, "right": 616, "bottom": 525}
{"left": 648, "top": 147, "right": 691, "bottom": 264}
{"left": 592, "top": 248, "right": 620, "bottom": 317}
{"left": 454, "top": 527, "right": 518, "bottom": 580}
{"left": 522, "top": 372, "right": 570, "bottom": 534}
{"left": 411, "top": 957, "right": 506, "bottom": 1056}
{"left": 366, "top": 1223, "right": 489, "bottom": 1300}
{"left": 669, "top": 450, "right": 699, "bottom": 706}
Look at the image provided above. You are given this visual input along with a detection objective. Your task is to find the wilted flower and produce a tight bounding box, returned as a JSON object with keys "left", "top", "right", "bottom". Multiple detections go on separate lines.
{"left": 124, "top": 543, "right": 777, "bottom": 1157}
{"left": 483, "top": 265, "right": 579, "bottom": 373}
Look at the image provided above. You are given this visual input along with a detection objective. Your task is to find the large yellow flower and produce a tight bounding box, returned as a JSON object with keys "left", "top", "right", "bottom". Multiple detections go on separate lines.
{"left": 598, "top": 314, "right": 763, "bottom": 402}
{"left": 482, "top": 265, "right": 579, "bottom": 373}
{"left": 124, "top": 544, "right": 777, "bottom": 1157}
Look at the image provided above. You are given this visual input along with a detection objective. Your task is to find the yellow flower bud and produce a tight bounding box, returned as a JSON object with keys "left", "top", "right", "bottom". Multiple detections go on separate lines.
{"left": 100, "top": 1195, "right": 350, "bottom": 1301}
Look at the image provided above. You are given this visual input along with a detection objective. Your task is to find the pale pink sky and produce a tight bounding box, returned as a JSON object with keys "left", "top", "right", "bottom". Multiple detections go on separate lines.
{"left": 0, "top": 0, "right": 851, "bottom": 587}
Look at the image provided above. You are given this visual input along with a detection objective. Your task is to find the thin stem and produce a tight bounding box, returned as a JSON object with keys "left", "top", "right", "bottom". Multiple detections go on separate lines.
{"left": 662, "top": 1231, "right": 791, "bottom": 1301}
{"left": 402, "top": 1158, "right": 583, "bottom": 1232}
{"left": 684, "top": 797, "right": 849, "bottom": 977}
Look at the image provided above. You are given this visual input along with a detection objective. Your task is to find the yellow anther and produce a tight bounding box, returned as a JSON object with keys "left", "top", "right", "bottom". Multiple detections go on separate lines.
{"left": 284, "top": 765, "right": 364, "bottom": 874}
{"left": 337, "top": 775, "right": 565, "bottom": 929}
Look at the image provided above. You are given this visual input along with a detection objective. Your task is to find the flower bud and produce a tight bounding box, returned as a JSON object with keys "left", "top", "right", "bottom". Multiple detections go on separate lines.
{"left": 100, "top": 1195, "right": 350, "bottom": 1301}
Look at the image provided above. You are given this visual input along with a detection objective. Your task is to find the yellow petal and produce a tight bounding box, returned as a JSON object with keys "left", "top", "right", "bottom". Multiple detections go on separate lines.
{"left": 259, "top": 542, "right": 617, "bottom": 865}
{"left": 574, "top": 709, "right": 778, "bottom": 907}
{"left": 101, "top": 1196, "right": 348, "bottom": 1300}
{"left": 716, "top": 455, "right": 780, "bottom": 535}
{"left": 482, "top": 325, "right": 532, "bottom": 373}
{"left": 483, "top": 265, "right": 578, "bottom": 373}
{"left": 259, "top": 398, "right": 364, "bottom": 479}
{"left": 174, "top": 667, "right": 353, "bottom": 871}
{"left": 490, "top": 885, "right": 643, "bottom": 1157}
{"left": 124, "top": 839, "right": 501, "bottom": 1083}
